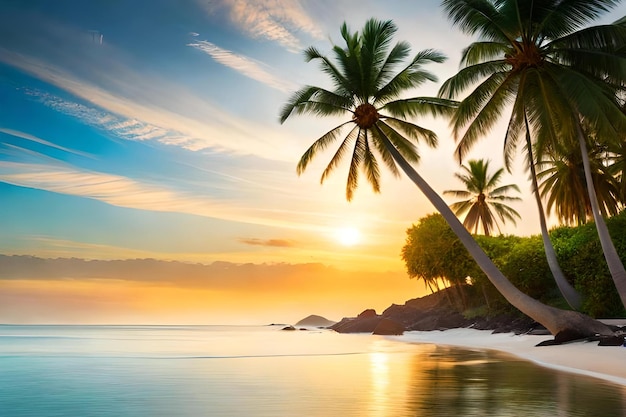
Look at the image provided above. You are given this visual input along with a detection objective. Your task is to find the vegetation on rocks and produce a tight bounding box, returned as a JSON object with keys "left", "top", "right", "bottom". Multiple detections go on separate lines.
{"left": 402, "top": 212, "right": 626, "bottom": 319}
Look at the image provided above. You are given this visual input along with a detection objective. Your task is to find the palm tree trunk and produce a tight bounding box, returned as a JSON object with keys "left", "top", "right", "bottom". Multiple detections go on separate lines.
{"left": 385, "top": 142, "right": 612, "bottom": 337}
{"left": 576, "top": 122, "right": 626, "bottom": 308}
{"left": 524, "top": 116, "right": 582, "bottom": 310}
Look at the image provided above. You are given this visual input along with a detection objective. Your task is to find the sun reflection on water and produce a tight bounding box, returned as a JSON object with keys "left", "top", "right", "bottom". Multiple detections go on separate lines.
{"left": 369, "top": 350, "right": 390, "bottom": 417}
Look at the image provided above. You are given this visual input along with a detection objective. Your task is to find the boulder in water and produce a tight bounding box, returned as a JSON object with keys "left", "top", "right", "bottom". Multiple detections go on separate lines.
{"left": 295, "top": 314, "right": 336, "bottom": 327}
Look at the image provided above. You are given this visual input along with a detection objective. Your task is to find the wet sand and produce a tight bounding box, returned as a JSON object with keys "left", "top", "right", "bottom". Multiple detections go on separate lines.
{"left": 395, "top": 328, "right": 626, "bottom": 386}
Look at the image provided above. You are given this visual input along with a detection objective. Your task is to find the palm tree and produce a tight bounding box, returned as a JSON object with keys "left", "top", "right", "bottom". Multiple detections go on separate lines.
{"left": 524, "top": 116, "right": 582, "bottom": 310}
{"left": 444, "top": 159, "right": 521, "bottom": 236}
{"left": 538, "top": 136, "right": 621, "bottom": 226}
{"left": 438, "top": 0, "right": 626, "bottom": 308}
{"left": 280, "top": 19, "right": 456, "bottom": 201}
{"left": 280, "top": 18, "right": 612, "bottom": 338}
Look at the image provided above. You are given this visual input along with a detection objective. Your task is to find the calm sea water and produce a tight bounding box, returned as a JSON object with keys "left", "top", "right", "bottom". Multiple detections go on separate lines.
{"left": 1, "top": 325, "right": 625, "bottom": 417}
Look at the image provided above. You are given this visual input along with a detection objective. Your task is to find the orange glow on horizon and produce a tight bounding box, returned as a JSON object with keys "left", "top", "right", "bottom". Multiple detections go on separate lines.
{"left": 0, "top": 270, "right": 428, "bottom": 325}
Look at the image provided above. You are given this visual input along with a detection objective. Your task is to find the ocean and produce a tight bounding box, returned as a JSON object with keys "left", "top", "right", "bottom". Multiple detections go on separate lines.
{"left": 1, "top": 324, "right": 625, "bottom": 417}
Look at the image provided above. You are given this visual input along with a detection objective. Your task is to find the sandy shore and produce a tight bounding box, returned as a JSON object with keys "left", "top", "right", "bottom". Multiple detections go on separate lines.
{"left": 392, "top": 328, "right": 626, "bottom": 386}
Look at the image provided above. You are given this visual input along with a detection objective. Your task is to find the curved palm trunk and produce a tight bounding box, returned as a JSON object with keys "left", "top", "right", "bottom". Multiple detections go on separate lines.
{"left": 577, "top": 123, "right": 626, "bottom": 308}
{"left": 385, "top": 143, "right": 612, "bottom": 337}
{"left": 524, "top": 118, "right": 582, "bottom": 310}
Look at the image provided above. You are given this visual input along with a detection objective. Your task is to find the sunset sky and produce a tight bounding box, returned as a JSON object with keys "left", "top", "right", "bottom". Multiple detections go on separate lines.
{"left": 1, "top": 0, "right": 624, "bottom": 324}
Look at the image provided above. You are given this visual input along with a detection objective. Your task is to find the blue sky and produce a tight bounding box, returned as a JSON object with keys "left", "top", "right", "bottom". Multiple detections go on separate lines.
{"left": 1, "top": 0, "right": 625, "bottom": 275}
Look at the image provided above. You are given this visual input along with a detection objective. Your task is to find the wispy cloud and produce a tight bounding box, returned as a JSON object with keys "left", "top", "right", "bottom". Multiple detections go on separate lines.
{"left": 238, "top": 238, "right": 296, "bottom": 247}
{"left": 188, "top": 41, "right": 296, "bottom": 92}
{"left": 200, "top": 0, "right": 324, "bottom": 52}
{"left": 0, "top": 160, "right": 335, "bottom": 233}
{"left": 0, "top": 9, "right": 310, "bottom": 160}
{"left": 0, "top": 128, "right": 94, "bottom": 158}
{"left": 0, "top": 49, "right": 296, "bottom": 159}
{"left": 21, "top": 88, "right": 192, "bottom": 144}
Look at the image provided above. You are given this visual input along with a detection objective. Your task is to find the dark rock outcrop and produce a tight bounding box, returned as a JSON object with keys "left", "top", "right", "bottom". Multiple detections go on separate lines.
{"left": 373, "top": 318, "right": 405, "bottom": 335}
{"left": 331, "top": 316, "right": 382, "bottom": 333}
{"left": 358, "top": 309, "right": 378, "bottom": 319}
{"left": 597, "top": 334, "right": 625, "bottom": 346}
{"left": 331, "top": 288, "right": 542, "bottom": 335}
{"left": 295, "top": 314, "right": 336, "bottom": 327}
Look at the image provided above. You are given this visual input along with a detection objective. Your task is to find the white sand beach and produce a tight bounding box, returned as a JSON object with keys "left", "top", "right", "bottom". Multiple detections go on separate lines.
{"left": 394, "top": 328, "right": 626, "bottom": 386}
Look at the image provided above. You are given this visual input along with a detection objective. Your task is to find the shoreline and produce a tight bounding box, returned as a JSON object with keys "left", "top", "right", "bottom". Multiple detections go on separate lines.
{"left": 391, "top": 328, "right": 626, "bottom": 387}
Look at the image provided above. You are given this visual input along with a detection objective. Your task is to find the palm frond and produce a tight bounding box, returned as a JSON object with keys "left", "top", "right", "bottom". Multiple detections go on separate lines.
{"left": 374, "top": 41, "right": 411, "bottom": 90}
{"left": 491, "top": 183, "right": 522, "bottom": 196}
{"left": 483, "top": 162, "right": 500, "bottom": 186}
{"left": 489, "top": 194, "right": 523, "bottom": 203}
{"left": 443, "top": 189, "right": 473, "bottom": 198}
{"left": 491, "top": 202, "right": 521, "bottom": 223}
{"left": 332, "top": 24, "right": 363, "bottom": 98}
{"left": 279, "top": 86, "right": 352, "bottom": 124}
{"left": 297, "top": 121, "right": 353, "bottom": 175}
{"left": 453, "top": 71, "right": 517, "bottom": 162}
{"left": 554, "top": 64, "right": 626, "bottom": 139}
{"left": 374, "top": 49, "right": 446, "bottom": 103}
{"left": 521, "top": 68, "right": 573, "bottom": 157}
{"left": 460, "top": 41, "right": 509, "bottom": 66}
{"left": 381, "top": 97, "right": 458, "bottom": 119}
{"left": 441, "top": 0, "right": 511, "bottom": 42}
{"left": 438, "top": 60, "right": 509, "bottom": 99}
{"left": 502, "top": 93, "right": 526, "bottom": 170}
{"left": 345, "top": 130, "right": 367, "bottom": 201}
{"left": 538, "top": 0, "right": 622, "bottom": 39}
{"left": 362, "top": 130, "right": 382, "bottom": 194}
{"left": 449, "top": 199, "right": 474, "bottom": 215}
{"left": 547, "top": 24, "right": 626, "bottom": 82}
{"left": 320, "top": 125, "right": 359, "bottom": 183}
{"left": 375, "top": 121, "right": 421, "bottom": 163}
{"left": 368, "top": 126, "right": 401, "bottom": 177}
{"left": 304, "top": 47, "right": 353, "bottom": 96}
{"left": 383, "top": 117, "right": 438, "bottom": 148}
{"left": 361, "top": 19, "right": 397, "bottom": 96}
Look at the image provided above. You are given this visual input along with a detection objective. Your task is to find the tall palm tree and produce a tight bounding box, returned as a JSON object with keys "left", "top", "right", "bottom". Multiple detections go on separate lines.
{"left": 280, "top": 18, "right": 612, "bottom": 338}
{"left": 444, "top": 159, "right": 521, "bottom": 235}
{"left": 438, "top": 0, "right": 626, "bottom": 308}
{"left": 524, "top": 114, "right": 582, "bottom": 310}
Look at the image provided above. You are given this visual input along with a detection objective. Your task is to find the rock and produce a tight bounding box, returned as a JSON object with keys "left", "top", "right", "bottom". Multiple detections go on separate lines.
{"left": 598, "top": 334, "right": 625, "bottom": 346}
{"left": 381, "top": 303, "right": 420, "bottom": 325}
{"left": 535, "top": 328, "right": 589, "bottom": 345}
{"left": 373, "top": 318, "right": 405, "bottom": 335}
{"left": 554, "top": 328, "right": 587, "bottom": 344}
{"left": 358, "top": 309, "right": 378, "bottom": 319}
{"left": 535, "top": 339, "right": 560, "bottom": 347}
{"left": 328, "top": 309, "right": 382, "bottom": 333}
{"left": 281, "top": 325, "right": 296, "bottom": 331}
{"left": 331, "top": 316, "right": 382, "bottom": 333}
{"left": 295, "top": 314, "right": 336, "bottom": 327}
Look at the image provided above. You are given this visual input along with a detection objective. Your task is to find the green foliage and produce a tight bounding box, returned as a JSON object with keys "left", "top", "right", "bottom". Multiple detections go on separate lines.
{"left": 401, "top": 213, "right": 475, "bottom": 288}
{"left": 462, "top": 305, "right": 489, "bottom": 320}
{"left": 402, "top": 211, "right": 626, "bottom": 318}
{"left": 498, "top": 236, "right": 557, "bottom": 302}
{"left": 550, "top": 214, "right": 626, "bottom": 318}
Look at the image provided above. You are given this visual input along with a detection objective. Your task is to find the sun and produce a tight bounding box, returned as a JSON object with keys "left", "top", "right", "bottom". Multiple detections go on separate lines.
{"left": 335, "top": 227, "right": 361, "bottom": 246}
